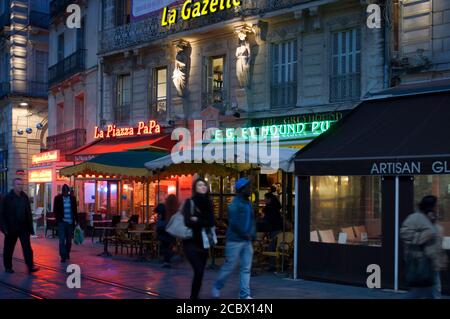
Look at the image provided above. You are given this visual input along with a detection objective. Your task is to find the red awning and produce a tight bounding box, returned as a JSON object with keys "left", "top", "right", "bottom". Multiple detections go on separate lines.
{"left": 69, "top": 134, "right": 176, "bottom": 158}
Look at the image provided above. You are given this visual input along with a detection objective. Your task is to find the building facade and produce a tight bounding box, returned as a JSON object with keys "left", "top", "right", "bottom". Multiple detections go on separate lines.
{"left": 98, "top": 0, "right": 386, "bottom": 140}
{"left": 39, "top": 0, "right": 100, "bottom": 211}
{"left": 0, "top": 0, "right": 49, "bottom": 194}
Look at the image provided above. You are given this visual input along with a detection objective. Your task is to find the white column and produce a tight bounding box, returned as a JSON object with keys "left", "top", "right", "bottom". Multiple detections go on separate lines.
{"left": 293, "top": 176, "right": 299, "bottom": 280}
{"left": 394, "top": 176, "right": 400, "bottom": 291}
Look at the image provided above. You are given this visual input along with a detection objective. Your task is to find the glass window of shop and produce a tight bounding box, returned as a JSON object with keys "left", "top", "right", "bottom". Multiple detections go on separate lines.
{"left": 414, "top": 175, "right": 450, "bottom": 239}
{"left": 310, "top": 176, "right": 382, "bottom": 246}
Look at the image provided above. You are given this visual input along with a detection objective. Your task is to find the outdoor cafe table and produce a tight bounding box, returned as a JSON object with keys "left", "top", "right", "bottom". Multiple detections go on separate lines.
{"left": 127, "top": 230, "right": 154, "bottom": 261}
{"left": 95, "top": 226, "right": 116, "bottom": 257}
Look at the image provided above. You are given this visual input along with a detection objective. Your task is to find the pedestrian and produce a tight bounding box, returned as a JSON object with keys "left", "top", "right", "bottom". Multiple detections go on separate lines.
{"left": 212, "top": 177, "right": 256, "bottom": 299}
{"left": 183, "top": 178, "right": 215, "bottom": 299}
{"left": 400, "top": 195, "right": 448, "bottom": 299}
{"left": 0, "top": 178, "right": 39, "bottom": 274}
{"left": 155, "top": 197, "right": 177, "bottom": 268}
{"left": 263, "top": 192, "right": 283, "bottom": 271}
{"left": 53, "top": 184, "right": 79, "bottom": 263}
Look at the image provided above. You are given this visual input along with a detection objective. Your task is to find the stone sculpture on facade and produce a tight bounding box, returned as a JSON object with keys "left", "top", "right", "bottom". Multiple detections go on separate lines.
{"left": 172, "top": 40, "right": 190, "bottom": 97}
{"left": 235, "top": 26, "right": 253, "bottom": 88}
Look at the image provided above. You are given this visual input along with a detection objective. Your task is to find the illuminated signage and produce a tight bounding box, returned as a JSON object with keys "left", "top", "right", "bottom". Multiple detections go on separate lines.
{"left": 94, "top": 120, "right": 161, "bottom": 139}
{"left": 29, "top": 169, "right": 53, "bottom": 183}
{"left": 213, "top": 120, "right": 336, "bottom": 141}
{"left": 32, "top": 150, "right": 60, "bottom": 165}
{"left": 161, "top": 0, "right": 241, "bottom": 26}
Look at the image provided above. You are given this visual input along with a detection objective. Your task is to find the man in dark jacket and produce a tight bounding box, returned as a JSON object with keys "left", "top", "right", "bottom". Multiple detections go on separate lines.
{"left": 212, "top": 177, "right": 256, "bottom": 299}
{"left": 53, "top": 184, "right": 78, "bottom": 263}
{"left": 0, "top": 178, "right": 39, "bottom": 274}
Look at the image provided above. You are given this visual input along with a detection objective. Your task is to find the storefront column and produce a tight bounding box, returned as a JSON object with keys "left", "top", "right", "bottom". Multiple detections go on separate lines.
{"left": 293, "top": 176, "right": 299, "bottom": 280}
{"left": 146, "top": 178, "right": 150, "bottom": 224}
{"left": 394, "top": 176, "right": 400, "bottom": 291}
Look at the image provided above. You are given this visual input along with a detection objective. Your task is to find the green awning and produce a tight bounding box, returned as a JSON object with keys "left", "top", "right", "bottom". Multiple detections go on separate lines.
{"left": 60, "top": 151, "right": 168, "bottom": 179}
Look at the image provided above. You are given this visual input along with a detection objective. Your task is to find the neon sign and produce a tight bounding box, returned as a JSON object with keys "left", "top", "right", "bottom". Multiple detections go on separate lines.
{"left": 213, "top": 120, "right": 336, "bottom": 141}
{"left": 161, "top": 0, "right": 241, "bottom": 27}
{"left": 32, "top": 150, "right": 60, "bottom": 165}
{"left": 94, "top": 120, "right": 161, "bottom": 139}
{"left": 29, "top": 169, "right": 53, "bottom": 183}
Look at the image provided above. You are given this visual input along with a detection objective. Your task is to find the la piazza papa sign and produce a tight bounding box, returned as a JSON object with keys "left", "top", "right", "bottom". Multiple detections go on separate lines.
{"left": 94, "top": 120, "right": 161, "bottom": 139}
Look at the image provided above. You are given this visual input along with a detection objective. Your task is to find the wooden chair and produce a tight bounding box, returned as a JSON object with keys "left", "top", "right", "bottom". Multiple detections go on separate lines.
{"left": 114, "top": 222, "right": 133, "bottom": 255}
{"left": 91, "top": 213, "right": 103, "bottom": 243}
{"left": 310, "top": 230, "right": 319, "bottom": 242}
{"left": 353, "top": 225, "right": 368, "bottom": 241}
{"left": 45, "top": 212, "right": 56, "bottom": 238}
{"left": 341, "top": 227, "right": 357, "bottom": 242}
{"left": 318, "top": 230, "right": 336, "bottom": 243}
{"left": 260, "top": 232, "right": 294, "bottom": 272}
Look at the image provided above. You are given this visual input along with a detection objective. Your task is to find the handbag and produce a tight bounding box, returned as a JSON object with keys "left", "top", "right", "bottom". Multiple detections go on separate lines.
{"left": 404, "top": 245, "right": 435, "bottom": 287}
{"left": 165, "top": 200, "right": 194, "bottom": 239}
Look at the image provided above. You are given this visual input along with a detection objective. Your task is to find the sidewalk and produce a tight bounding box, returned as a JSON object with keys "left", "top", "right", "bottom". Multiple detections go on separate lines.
{"left": 0, "top": 231, "right": 418, "bottom": 299}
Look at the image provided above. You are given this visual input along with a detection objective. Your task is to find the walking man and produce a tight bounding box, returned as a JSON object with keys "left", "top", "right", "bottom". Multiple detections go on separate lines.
{"left": 212, "top": 177, "right": 256, "bottom": 299}
{"left": 0, "top": 178, "right": 39, "bottom": 274}
{"left": 53, "top": 184, "right": 78, "bottom": 263}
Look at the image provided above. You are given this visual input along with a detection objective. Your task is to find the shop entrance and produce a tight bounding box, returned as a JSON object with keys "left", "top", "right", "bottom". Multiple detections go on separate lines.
{"left": 97, "top": 181, "right": 119, "bottom": 217}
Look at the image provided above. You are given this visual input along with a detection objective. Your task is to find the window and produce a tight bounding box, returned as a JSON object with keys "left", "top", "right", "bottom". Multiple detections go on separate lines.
{"left": 34, "top": 50, "right": 48, "bottom": 83}
{"left": 414, "top": 175, "right": 450, "bottom": 240}
{"left": 271, "top": 41, "right": 297, "bottom": 108}
{"left": 74, "top": 95, "right": 85, "bottom": 129}
{"left": 152, "top": 67, "right": 167, "bottom": 118}
{"left": 330, "top": 29, "right": 361, "bottom": 102}
{"left": 115, "top": 74, "right": 131, "bottom": 124}
{"left": 56, "top": 103, "right": 64, "bottom": 134}
{"left": 57, "top": 33, "right": 65, "bottom": 61}
{"left": 310, "top": 176, "right": 382, "bottom": 246}
{"left": 207, "top": 56, "right": 225, "bottom": 107}
{"left": 116, "top": 0, "right": 131, "bottom": 26}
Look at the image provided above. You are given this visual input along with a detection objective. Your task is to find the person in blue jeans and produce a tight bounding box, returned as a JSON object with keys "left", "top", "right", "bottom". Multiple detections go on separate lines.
{"left": 212, "top": 177, "right": 256, "bottom": 299}
{"left": 53, "top": 185, "right": 78, "bottom": 263}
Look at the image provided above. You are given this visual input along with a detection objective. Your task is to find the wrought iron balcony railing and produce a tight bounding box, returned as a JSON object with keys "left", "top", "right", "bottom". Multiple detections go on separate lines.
{"left": 49, "top": 49, "right": 86, "bottom": 86}
{"left": 47, "top": 128, "right": 86, "bottom": 154}
{"left": 100, "top": 0, "right": 309, "bottom": 53}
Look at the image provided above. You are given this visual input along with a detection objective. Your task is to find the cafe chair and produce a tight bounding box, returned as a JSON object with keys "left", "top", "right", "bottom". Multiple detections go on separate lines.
{"left": 310, "top": 230, "right": 319, "bottom": 242}
{"left": 341, "top": 227, "right": 357, "bottom": 242}
{"left": 45, "top": 211, "right": 57, "bottom": 238}
{"left": 318, "top": 230, "right": 336, "bottom": 244}
{"left": 353, "top": 225, "right": 369, "bottom": 241}
{"left": 260, "top": 232, "right": 294, "bottom": 272}
{"left": 114, "top": 222, "right": 133, "bottom": 255}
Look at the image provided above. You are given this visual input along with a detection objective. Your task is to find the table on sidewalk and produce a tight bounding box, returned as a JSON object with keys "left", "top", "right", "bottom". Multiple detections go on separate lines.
{"left": 128, "top": 230, "right": 155, "bottom": 262}
{"left": 95, "top": 226, "right": 116, "bottom": 257}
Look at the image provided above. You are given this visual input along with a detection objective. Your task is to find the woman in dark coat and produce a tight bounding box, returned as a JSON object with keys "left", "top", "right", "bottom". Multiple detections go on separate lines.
{"left": 183, "top": 178, "right": 215, "bottom": 299}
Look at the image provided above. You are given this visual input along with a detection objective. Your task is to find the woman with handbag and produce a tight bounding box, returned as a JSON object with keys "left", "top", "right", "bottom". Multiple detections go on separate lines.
{"left": 183, "top": 178, "right": 215, "bottom": 299}
{"left": 400, "top": 195, "right": 447, "bottom": 299}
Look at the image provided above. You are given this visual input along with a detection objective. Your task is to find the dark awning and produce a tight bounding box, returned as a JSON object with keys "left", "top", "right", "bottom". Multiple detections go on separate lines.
{"left": 295, "top": 90, "right": 450, "bottom": 176}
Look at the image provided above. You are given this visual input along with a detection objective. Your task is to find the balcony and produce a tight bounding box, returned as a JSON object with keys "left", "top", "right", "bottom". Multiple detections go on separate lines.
{"left": 2, "top": 81, "right": 47, "bottom": 98}
{"left": 49, "top": 50, "right": 86, "bottom": 87}
{"left": 100, "top": 0, "right": 308, "bottom": 53}
{"left": 47, "top": 128, "right": 86, "bottom": 155}
{"left": 29, "top": 10, "right": 49, "bottom": 29}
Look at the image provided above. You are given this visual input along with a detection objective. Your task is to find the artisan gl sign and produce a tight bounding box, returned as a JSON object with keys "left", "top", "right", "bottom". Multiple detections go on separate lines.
{"left": 370, "top": 161, "right": 450, "bottom": 175}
